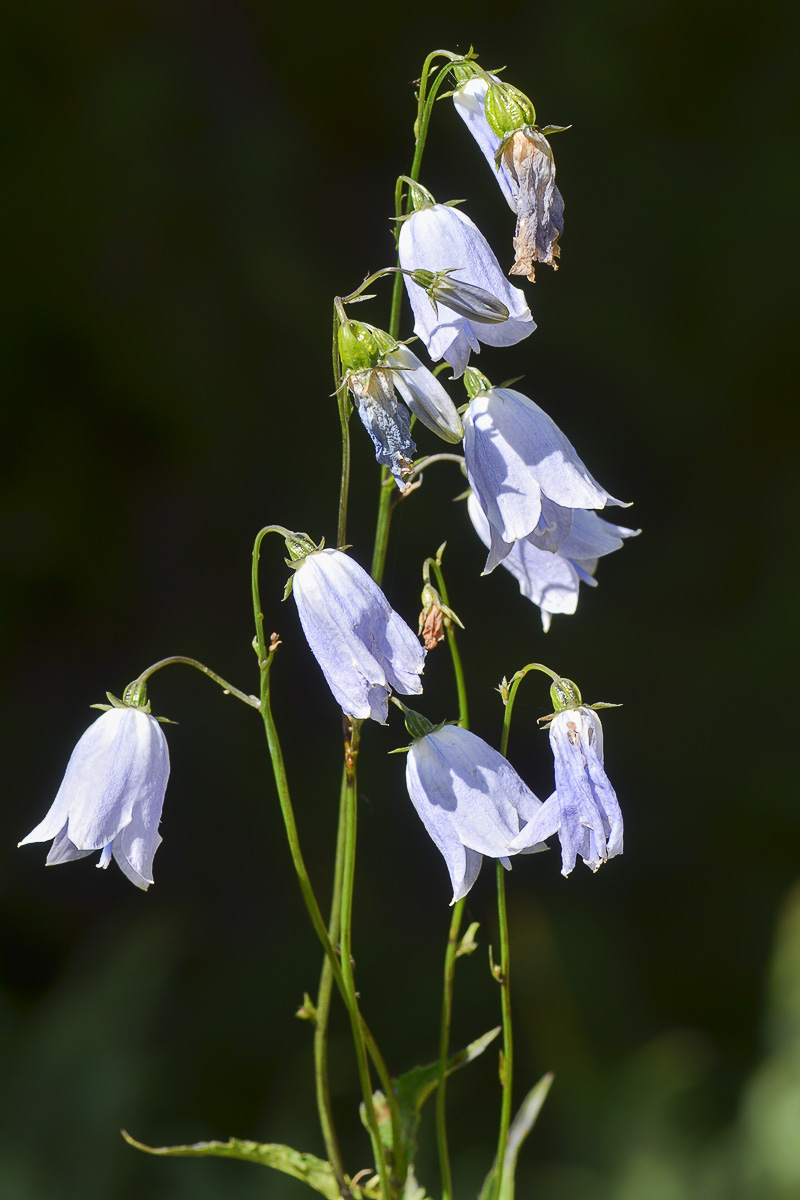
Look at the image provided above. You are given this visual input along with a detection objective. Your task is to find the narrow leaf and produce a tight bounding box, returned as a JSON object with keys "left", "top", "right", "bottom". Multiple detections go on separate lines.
{"left": 122, "top": 1132, "right": 344, "bottom": 1200}
{"left": 478, "top": 1072, "right": 554, "bottom": 1200}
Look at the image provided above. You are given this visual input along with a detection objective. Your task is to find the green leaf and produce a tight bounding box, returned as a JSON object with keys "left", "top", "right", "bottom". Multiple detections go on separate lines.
{"left": 478, "top": 1072, "right": 554, "bottom": 1200}
{"left": 122, "top": 1132, "right": 346, "bottom": 1200}
{"left": 392, "top": 1027, "right": 501, "bottom": 1166}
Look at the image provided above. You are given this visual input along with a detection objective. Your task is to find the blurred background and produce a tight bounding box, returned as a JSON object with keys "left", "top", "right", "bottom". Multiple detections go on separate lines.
{"left": 2, "top": 0, "right": 798, "bottom": 1196}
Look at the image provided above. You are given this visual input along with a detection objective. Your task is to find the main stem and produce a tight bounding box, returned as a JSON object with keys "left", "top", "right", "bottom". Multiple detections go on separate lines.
{"left": 433, "top": 556, "right": 469, "bottom": 1199}
{"left": 339, "top": 722, "right": 395, "bottom": 1198}
{"left": 493, "top": 864, "right": 513, "bottom": 1200}
{"left": 314, "top": 769, "right": 350, "bottom": 1196}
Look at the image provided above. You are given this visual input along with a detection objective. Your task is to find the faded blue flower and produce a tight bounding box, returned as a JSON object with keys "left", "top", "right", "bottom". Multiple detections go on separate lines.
{"left": 344, "top": 365, "right": 416, "bottom": 489}
{"left": 18, "top": 705, "right": 170, "bottom": 889}
{"left": 293, "top": 549, "right": 425, "bottom": 723}
{"left": 509, "top": 707, "right": 623, "bottom": 875}
{"left": 398, "top": 204, "right": 535, "bottom": 376}
{"left": 405, "top": 724, "right": 546, "bottom": 902}
{"left": 463, "top": 386, "right": 628, "bottom": 573}
{"left": 467, "top": 493, "right": 639, "bottom": 630}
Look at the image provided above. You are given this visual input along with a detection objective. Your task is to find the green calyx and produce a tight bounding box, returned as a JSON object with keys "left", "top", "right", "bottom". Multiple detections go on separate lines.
{"left": 484, "top": 81, "right": 535, "bottom": 136}
{"left": 398, "top": 176, "right": 437, "bottom": 213}
{"left": 463, "top": 366, "right": 493, "bottom": 400}
{"left": 549, "top": 677, "right": 583, "bottom": 712}
{"left": 338, "top": 320, "right": 382, "bottom": 371}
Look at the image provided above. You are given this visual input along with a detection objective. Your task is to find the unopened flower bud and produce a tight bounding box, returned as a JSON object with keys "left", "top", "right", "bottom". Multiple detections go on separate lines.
{"left": 484, "top": 81, "right": 535, "bottom": 136}
{"left": 418, "top": 583, "right": 464, "bottom": 650}
{"left": 550, "top": 677, "right": 582, "bottom": 711}
{"left": 409, "top": 269, "right": 509, "bottom": 325}
{"left": 338, "top": 320, "right": 381, "bottom": 372}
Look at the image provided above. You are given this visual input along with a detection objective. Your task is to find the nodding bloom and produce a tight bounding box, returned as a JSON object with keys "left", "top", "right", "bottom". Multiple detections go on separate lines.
{"left": 405, "top": 723, "right": 546, "bottom": 902}
{"left": 467, "top": 493, "right": 639, "bottom": 630}
{"left": 291, "top": 548, "right": 425, "bottom": 724}
{"left": 453, "top": 74, "right": 565, "bottom": 280}
{"left": 398, "top": 201, "right": 535, "bottom": 376}
{"left": 463, "top": 386, "right": 628, "bottom": 574}
{"left": 509, "top": 703, "right": 623, "bottom": 876}
{"left": 18, "top": 703, "right": 170, "bottom": 889}
{"left": 339, "top": 320, "right": 463, "bottom": 488}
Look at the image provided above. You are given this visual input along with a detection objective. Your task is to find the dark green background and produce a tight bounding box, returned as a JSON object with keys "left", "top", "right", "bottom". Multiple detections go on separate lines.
{"left": 2, "top": 1, "right": 798, "bottom": 1197}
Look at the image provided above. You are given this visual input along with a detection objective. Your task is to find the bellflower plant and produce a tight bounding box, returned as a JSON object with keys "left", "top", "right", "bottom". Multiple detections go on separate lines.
{"left": 463, "top": 379, "right": 628, "bottom": 573}
{"left": 291, "top": 546, "right": 425, "bottom": 723}
{"left": 19, "top": 49, "right": 641, "bottom": 1200}
{"left": 467, "top": 493, "right": 639, "bottom": 629}
{"left": 19, "top": 700, "right": 170, "bottom": 889}
{"left": 509, "top": 681, "right": 623, "bottom": 875}
{"left": 404, "top": 718, "right": 546, "bottom": 902}
{"left": 398, "top": 193, "right": 535, "bottom": 375}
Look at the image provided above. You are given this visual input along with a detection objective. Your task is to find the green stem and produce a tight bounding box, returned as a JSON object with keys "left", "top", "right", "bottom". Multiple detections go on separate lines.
{"left": 371, "top": 54, "right": 468, "bottom": 586}
{"left": 314, "top": 769, "right": 350, "bottom": 1197}
{"left": 339, "top": 721, "right": 394, "bottom": 1198}
{"left": 436, "top": 897, "right": 464, "bottom": 1200}
{"left": 430, "top": 559, "right": 469, "bottom": 729}
{"left": 252, "top": 530, "right": 395, "bottom": 1193}
{"left": 134, "top": 656, "right": 259, "bottom": 709}
{"left": 431, "top": 552, "right": 470, "bottom": 1199}
{"left": 333, "top": 306, "right": 352, "bottom": 551}
{"left": 493, "top": 863, "right": 513, "bottom": 1200}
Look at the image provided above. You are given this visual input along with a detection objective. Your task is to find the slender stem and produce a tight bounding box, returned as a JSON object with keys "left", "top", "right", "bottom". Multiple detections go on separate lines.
{"left": 430, "top": 559, "right": 469, "bottom": 729}
{"left": 371, "top": 55, "right": 469, "bottom": 586}
{"left": 134, "top": 656, "right": 260, "bottom": 709}
{"left": 253, "top": 535, "right": 398, "bottom": 1190}
{"left": 500, "top": 662, "right": 560, "bottom": 757}
{"left": 431, "top": 553, "right": 470, "bottom": 1199}
{"left": 332, "top": 301, "right": 353, "bottom": 550}
{"left": 314, "top": 768, "right": 350, "bottom": 1197}
{"left": 493, "top": 863, "right": 513, "bottom": 1200}
{"left": 436, "top": 897, "right": 464, "bottom": 1200}
{"left": 404, "top": 452, "right": 466, "bottom": 483}
{"left": 338, "top": 720, "right": 394, "bottom": 1198}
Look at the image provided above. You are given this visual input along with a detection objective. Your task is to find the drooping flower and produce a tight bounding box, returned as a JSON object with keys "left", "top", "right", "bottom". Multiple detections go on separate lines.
{"left": 467, "top": 493, "right": 639, "bottom": 630}
{"left": 18, "top": 703, "right": 170, "bottom": 889}
{"left": 453, "top": 74, "right": 566, "bottom": 280}
{"left": 405, "top": 723, "right": 546, "bottom": 902}
{"left": 463, "top": 385, "right": 628, "bottom": 573}
{"left": 292, "top": 548, "right": 425, "bottom": 723}
{"left": 398, "top": 201, "right": 535, "bottom": 376}
{"left": 509, "top": 700, "right": 623, "bottom": 876}
{"left": 383, "top": 344, "right": 463, "bottom": 443}
{"left": 338, "top": 319, "right": 462, "bottom": 487}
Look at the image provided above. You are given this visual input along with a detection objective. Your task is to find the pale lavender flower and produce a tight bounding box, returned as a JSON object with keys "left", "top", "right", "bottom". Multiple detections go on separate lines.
{"left": 398, "top": 204, "right": 535, "bottom": 376}
{"left": 292, "top": 549, "right": 425, "bottom": 723}
{"left": 405, "top": 724, "right": 546, "bottom": 902}
{"left": 18, "top": 705, "right": 170, "bottom": 889}
{"left": 467, "top": 494, "right": 639, "bottom": 630}
{"left": 463, "top": 387, "right": 628, "bottom": 573}
{"left": 383, "top": 344, "right": 463, "bottom": 443}
{"left": 509, "top": 707, "right": 623, "bottom": 875}
{"left": 452, "top": 76, "right": 516, "bottom": 208}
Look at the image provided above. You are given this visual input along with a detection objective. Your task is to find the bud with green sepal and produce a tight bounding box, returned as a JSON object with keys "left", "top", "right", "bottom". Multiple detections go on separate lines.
{"left": 336, "top": 307, "right": 463, "bottom": 466}
{"left": 452, "top": 65, "right": 568, "bottom": 280}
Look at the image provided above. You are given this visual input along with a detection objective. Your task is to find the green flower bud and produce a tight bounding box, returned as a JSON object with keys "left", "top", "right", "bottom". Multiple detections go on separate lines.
{"left": 463, "top": 366, "right": 493, "bottom": 400}
{"left": 338, "top": 320, "right": 381, "bottom": 371}
{"left": 410, "top": 269, "right": 509, "bottom": 325}
{"left": 550, "top": 677, "right": 583, "bottom": 712}
{"left": 484, "top": 81, "right": 535, "bottom": 137}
